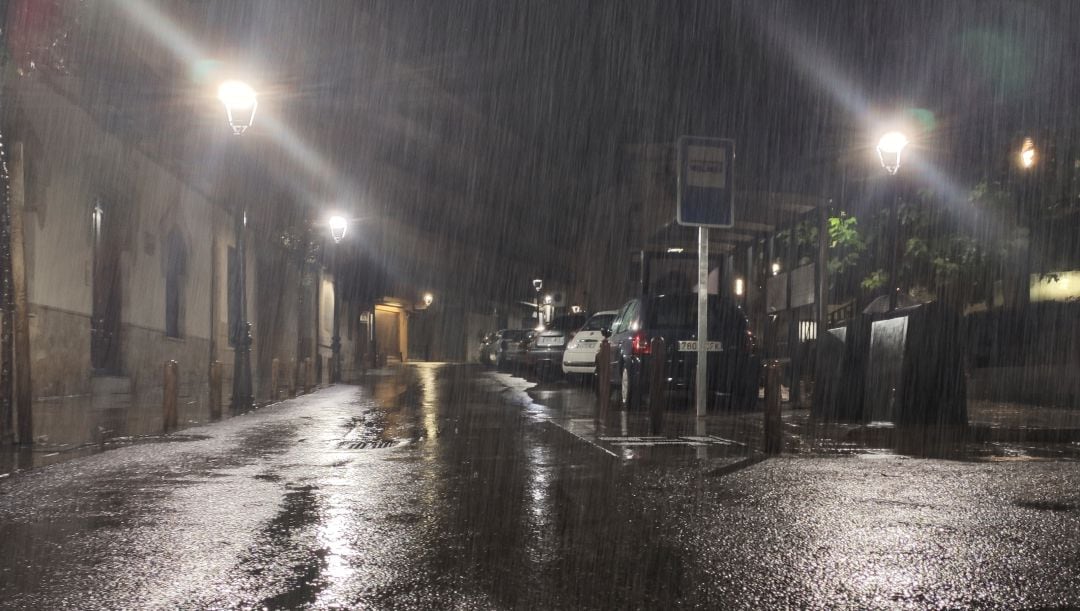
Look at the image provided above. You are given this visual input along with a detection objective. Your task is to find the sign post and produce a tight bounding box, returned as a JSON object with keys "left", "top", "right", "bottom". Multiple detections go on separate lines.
{"left": 677, "top": 136, "right": 735, "bottom": 418}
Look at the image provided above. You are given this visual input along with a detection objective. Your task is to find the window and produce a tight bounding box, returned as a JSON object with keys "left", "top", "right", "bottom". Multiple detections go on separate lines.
{"left": 164, "top": 229, "right": 187, "bottom": 338}
{"left": 610, "top": 302, "right": 632, "bottom": 334}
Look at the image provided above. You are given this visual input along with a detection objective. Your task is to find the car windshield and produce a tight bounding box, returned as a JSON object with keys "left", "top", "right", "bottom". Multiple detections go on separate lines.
{"left": 581, "top": 313, "right": 615, "bottom": 331}
{"left": 548, "top": 314, "right": 588, "bottom": 332}
{"left": 648, "top": 295, "right": 744, "bottom": 331}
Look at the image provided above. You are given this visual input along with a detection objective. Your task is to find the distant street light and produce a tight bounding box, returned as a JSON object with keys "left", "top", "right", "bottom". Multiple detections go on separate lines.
{"left": 218, "top": 80, "right": 257, "bottom": 135}
{"left": 877, "top": 129, "right": 909, "bottom": 310}
{"left": 532, "top": 279, "right": 543, "bottom": 329}
{"left": 327, "top": 215, "right": 349, "bottom": 383}
{"left": 771, "top": 261, "right": 781, "bottom": 276}
{"left": 328, "top": 215, "right": 348, "bottom": 243}
{"left": 543, "top": 294, "right": 553, "bottom": 305}
{"left": 1019, "top": 137, "right": 1037, "bottom": 170}
{"left": 423, "top": 292, "right": 434, "bottom": 307}
{"left": 876, "top": 130, "right": 909, "bottom": 175}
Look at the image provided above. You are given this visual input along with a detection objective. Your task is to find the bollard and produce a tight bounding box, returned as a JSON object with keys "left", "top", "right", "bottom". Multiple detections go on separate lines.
{"left": 596, "top": 339, "right": 612, "bottom": 423}
{"left": 270, "top": 358, "right": 280, "bottom": 402}
{"left": 299, "top": 358, "right": 309, "bottom": 394}
{"left": 163, "top": 360, "right": 179, "bottom": 433}
{"left": 288, "top": 358, "right": 297, "bottom": 397}
{"left": 764, "top": 360, "right": 783, "bottom": 454}
{"left": 209, "top": 360, "right": 222, "bottom": 421}
{"left": 304, "top": 357, "right": 314, "bottom": 394}
{"left": 648, "top": 337, "right": 667, "bottom": 435}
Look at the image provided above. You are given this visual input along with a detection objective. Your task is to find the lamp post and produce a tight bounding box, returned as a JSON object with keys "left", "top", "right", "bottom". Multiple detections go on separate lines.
{"left": 219, "top": 80, "right": 257, "bottom": 412}
{"left": 1016, "top": 137, "right": 1037, "bottom": 308}
{"left": 532, "top": 278, "right": 543, "bottom": 329}
{"left": 876, "top": 130, "right": 909, "bottom": 311}
{"left": 328, "top": 215, "right": 347, "bottom": 383}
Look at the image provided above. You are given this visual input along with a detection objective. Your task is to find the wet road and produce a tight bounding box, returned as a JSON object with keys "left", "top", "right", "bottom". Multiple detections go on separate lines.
{"left": 3, "top": 363, "right": 1080, "bottom": 609}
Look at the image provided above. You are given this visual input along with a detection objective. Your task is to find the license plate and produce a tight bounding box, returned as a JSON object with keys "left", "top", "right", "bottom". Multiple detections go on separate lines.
{"left": 538, "top": 337, "right": 564, "bottom": 346}
{"left": 677, "top": 340, "right": 723, "bottom": 352}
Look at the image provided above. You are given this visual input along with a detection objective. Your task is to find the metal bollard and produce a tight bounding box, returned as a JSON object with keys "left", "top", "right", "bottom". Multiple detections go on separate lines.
{"left": 270, "top": 358, "right": 280, "bottom": 401}
{"left": 209, "top": 360, "right": 222, "bottom": 420}
{"left": 288, "top": 358, "right": 297, "bottom": 397}
{"left": 596, "top": 339, "right": 612, "bottom": 423}
{"left": 648, "top": 337, "right": 667, "bottom": 435}
{"left": 304, "top": 357, "right": 314, "bottom": 394}
{"left": 764, "top": 360, "right": 783, "bottom": 454}
{"left": 163, "top": 360, "right": 179, "bottom": 433}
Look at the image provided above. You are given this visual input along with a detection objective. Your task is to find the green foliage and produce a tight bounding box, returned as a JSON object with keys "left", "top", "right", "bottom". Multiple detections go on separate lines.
{"left": 827, "top": 214, "right": 865, "bottom": 278}
{"left": 861, "top": 269, "right": 888, "bottom": 291}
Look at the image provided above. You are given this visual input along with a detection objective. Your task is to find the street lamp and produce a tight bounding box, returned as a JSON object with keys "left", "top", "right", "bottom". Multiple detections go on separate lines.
{"left": 877, "top": 129, "right": 909, "bottom": 310}
{"left": 220, "top": 80, "right": 257, "bottom": 413}
{"left": 327, "top": 215, "right": 348, "bottom": 383}
{"left": 423, "top": 292, "right": 434, "bottom": 307}
{"left": 218, "top": 80, "right": 257, "bottom": 135}
{"left": 532, "top": 278, "right": 543, "bottom": 329}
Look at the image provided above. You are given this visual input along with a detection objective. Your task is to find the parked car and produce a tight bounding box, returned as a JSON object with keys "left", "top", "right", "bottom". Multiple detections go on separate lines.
{"left": 598, "top": 294, "right": 759, "bottom": 410}
{"left": 561, "top": 310, "right": 618, "bottom": 377}
{"left": 485, "top": 329, "right": 532, "bottom": 370}
{"left": 526, "top": 313, "right": 589, "bottom": 381}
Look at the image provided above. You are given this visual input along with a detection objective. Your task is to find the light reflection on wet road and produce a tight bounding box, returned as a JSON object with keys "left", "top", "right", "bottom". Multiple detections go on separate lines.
{"left": 2, "top": 363, "right": 1080, "bottom": 609}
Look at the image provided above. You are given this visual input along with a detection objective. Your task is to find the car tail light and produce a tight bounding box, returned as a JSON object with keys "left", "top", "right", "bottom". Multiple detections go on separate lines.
{"left": 631, "top": 331, "right": 651, "bottom": 356}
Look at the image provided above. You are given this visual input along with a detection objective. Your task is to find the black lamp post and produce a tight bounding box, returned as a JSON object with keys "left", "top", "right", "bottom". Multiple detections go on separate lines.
{"left": 219, "top": 80, "right": 257, "bottom": 412}
{"left": 328, "top": 215, "right": 347, "bottom": 383}
{"left": 877, "top": 130, "right": 909, "bottom": 311}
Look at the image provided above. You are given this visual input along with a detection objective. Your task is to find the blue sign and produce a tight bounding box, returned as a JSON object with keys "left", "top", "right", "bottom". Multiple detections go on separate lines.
{"left": 676, "top": 136, "right": 735, "bottom": 228}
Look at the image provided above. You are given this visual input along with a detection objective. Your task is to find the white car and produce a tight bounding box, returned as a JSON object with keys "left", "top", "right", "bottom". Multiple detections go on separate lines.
{"left": 560, "top": 310, "right": 618, "bottom": 375}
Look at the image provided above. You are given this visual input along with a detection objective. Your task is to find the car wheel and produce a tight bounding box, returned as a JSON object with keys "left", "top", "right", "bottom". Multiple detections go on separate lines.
{"left": 621, "top": 365, "right": 641, "bottom": 410}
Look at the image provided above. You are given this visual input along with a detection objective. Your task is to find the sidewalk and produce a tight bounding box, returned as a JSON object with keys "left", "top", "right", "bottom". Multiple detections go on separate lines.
{"left": 509, "top": 372, "right": 1080, "bottom": 461}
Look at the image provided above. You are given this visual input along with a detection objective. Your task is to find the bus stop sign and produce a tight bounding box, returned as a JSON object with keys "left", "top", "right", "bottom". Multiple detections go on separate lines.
{"left": 676, "top": 136, "right": 735, "bottom": 228}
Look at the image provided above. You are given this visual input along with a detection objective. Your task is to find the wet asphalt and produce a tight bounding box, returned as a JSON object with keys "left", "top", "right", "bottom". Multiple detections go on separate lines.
{"left": 2, "top": 363, "right": 1080, "bottom": 609}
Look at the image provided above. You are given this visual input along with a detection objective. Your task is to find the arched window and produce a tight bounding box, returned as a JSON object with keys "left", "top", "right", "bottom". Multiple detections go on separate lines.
{"left": 164, "top": 228, "right": 187, "bottom": 338}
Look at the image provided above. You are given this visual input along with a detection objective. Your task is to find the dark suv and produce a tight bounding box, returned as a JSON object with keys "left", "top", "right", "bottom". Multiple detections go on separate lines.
{"left": 599, "top": 294, "right": 759, "bottom": 409}
{"left": 526, "top": 313, "right": 588, "bottom": 380}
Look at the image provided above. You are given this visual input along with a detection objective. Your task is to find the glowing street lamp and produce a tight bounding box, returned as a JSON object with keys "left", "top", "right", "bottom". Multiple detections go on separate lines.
{"left": 423, "top": 292, "right": 434, "bottom": 307}
{"left": 876, "top": 130, "right": 909, "bottom": 175}
{"left": 218, "top": 80, "right": 257, "bottom": 135}
{"left": 328, "top": 215, "right": 348, "bottom": 243}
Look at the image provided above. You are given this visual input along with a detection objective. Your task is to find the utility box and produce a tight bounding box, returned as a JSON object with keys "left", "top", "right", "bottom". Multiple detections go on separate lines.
{"left": 815, "top": 300, "right": 966, "bottom": 426}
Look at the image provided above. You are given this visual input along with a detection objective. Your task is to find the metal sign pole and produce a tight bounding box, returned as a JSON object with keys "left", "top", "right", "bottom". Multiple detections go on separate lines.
{"left": 696, "top": 226, "right": 708, "bottom": 418}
